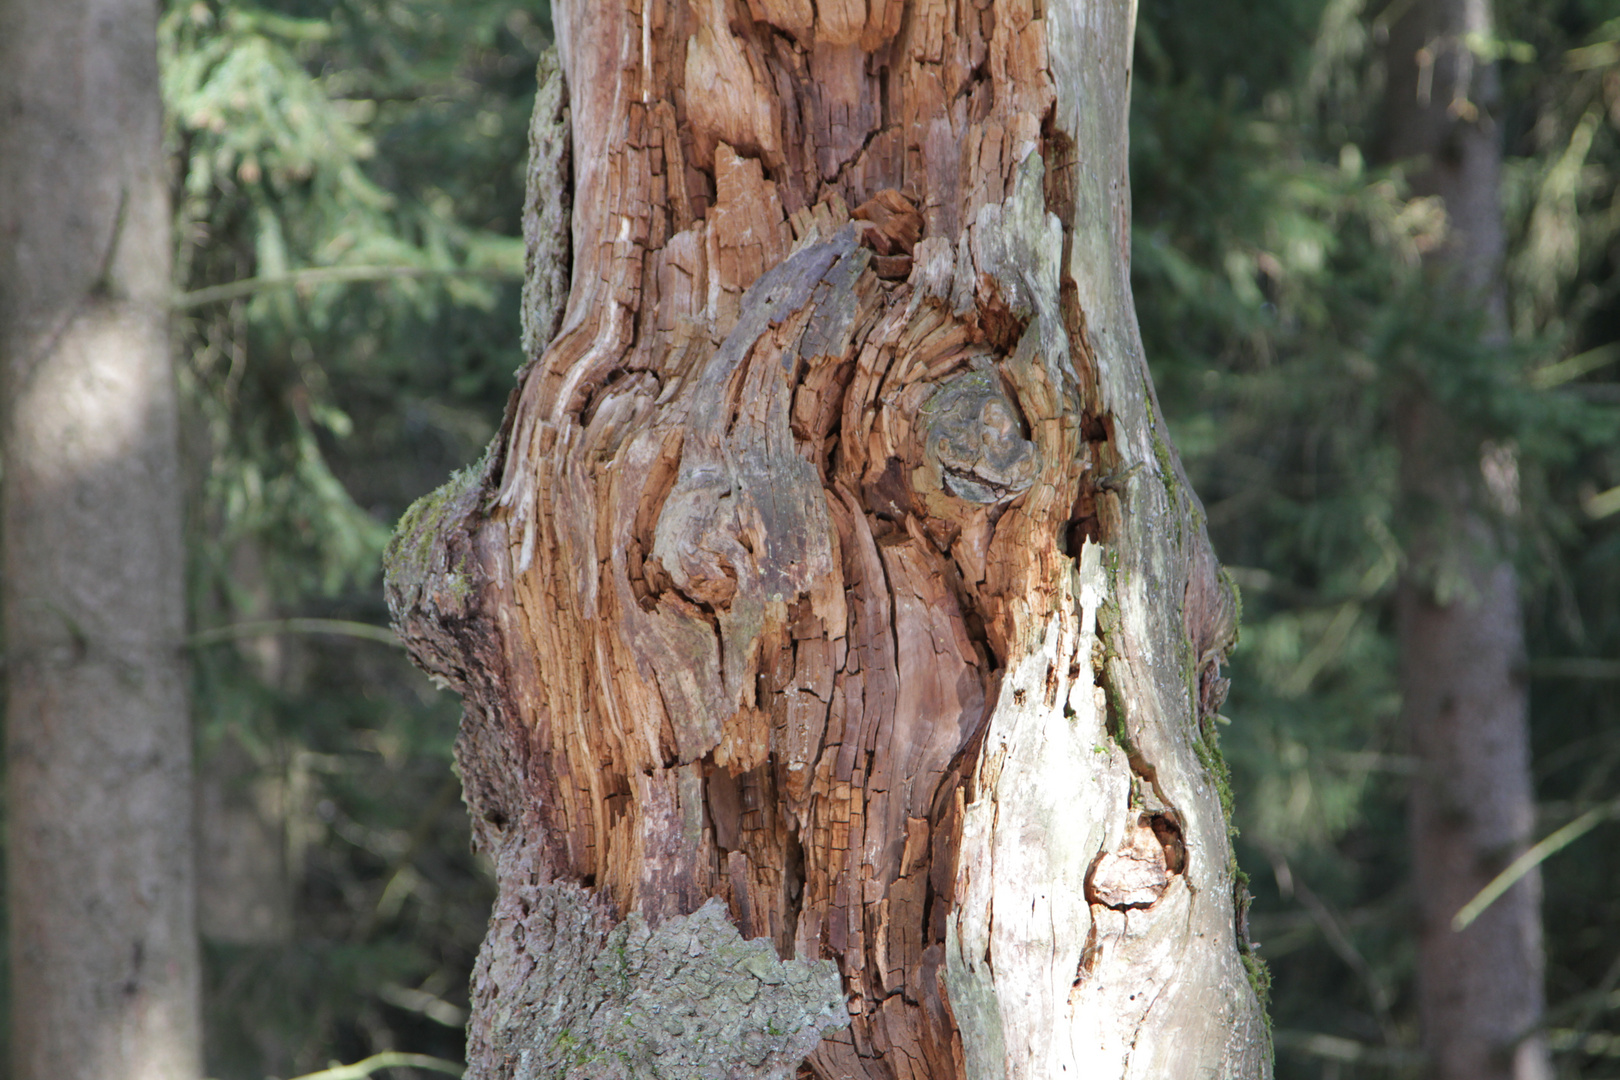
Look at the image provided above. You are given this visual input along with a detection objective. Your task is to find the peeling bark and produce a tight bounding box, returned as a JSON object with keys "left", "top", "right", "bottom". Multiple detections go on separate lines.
{"left": 387, "top": 3, "right": 1270, "bottom": 1077}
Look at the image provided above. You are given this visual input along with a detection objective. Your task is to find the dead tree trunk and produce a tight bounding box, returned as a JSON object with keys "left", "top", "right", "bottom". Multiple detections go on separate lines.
{"left": 387, "top": 4, "right": 1270, "bottom": 1077}
{"left": 0, "top": 1, "right": 200, "bottom": 1078}
{"left": 1383, "top": 2, "right": 1550, "bottom": 1078}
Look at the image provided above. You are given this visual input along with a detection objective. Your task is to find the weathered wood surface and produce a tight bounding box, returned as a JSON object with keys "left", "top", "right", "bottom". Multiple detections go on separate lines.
{"left": 387, "top": 3, "right": 1270, "bottom": 1077}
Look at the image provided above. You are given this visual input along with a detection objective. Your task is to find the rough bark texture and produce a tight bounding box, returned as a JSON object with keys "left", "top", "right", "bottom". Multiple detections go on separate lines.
{"left": 0, "top": 1, "right": 201, "bottom": 1079}
{"left": 1383, "top": 2, "right": 1550, "bottom": 1078}
{"left": 387, "top": 3, "right": 1270, "bottom": 1077}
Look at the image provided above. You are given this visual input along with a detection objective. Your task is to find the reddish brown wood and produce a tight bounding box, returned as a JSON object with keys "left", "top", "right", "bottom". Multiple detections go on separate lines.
{"left": 388, "top": 3, "right": 1270, "bottom": 1077}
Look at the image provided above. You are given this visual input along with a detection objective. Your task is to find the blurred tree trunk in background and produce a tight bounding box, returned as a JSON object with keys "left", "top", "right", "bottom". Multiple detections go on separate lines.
{"left": 1383, "top": 1, "right": 1550, "bottom": 1077}
{"left": 389, "top": 2, "right": 1273, "bottom": 1078}
{"left": 0, "top": 1, "right": 200, "bottom": 1078}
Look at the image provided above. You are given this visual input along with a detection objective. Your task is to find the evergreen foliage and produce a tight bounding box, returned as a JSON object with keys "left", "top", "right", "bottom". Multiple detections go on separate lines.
{"left": 4, "top": 0, "right": 1606, "bottom": 1074}
{"left": 157, "top": 0, "right": 546, "bottom": 1073}
{"left": 1133, "top": 0, "right": 1620, "bottom": 1074}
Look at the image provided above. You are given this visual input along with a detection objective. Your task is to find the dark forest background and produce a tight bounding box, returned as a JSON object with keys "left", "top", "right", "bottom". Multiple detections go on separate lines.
{"left": 8, "top": 0, "right": 1620, "bottom": 1076}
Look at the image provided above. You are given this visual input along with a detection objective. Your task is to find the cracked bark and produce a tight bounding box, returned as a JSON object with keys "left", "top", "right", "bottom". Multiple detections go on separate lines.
{"left": 387, "top": 3, "right": 1270, "bottom": 1077}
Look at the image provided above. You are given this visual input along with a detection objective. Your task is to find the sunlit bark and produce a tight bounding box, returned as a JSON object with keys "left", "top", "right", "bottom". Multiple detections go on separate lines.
{"left": 388, "top": 4, "right": 1270, "bottom": 1077}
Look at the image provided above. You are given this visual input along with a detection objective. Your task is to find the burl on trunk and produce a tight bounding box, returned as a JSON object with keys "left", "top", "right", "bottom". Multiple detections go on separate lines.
{"left": 386, "top": 3, "right": 1270, "bottom": 1078}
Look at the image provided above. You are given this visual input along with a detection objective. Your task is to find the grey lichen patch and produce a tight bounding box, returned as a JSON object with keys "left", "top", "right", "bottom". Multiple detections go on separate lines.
{"left": 1092, "top": 592, "right": 1135, "bottom": 760}
{"left": 492, "top": 889, "right": 847, "bottom": 1080}
{"left": 922, "top": 369, "right": 1039, "bottom": 504}
{"left": 970, "top": 154, "right": 1062, "bottom": 323}
{"left": 521, "top": 47, "right": 571, "bottom": 367}
{"left": 969, "top": 152, "right": 1069, "bottom": 380}
{"left": 943, "top": 921, "right": 1007, "bottom": 1080}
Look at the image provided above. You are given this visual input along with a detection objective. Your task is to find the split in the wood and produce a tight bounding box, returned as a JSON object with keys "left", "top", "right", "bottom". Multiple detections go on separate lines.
{"left": 395, "top": 2, "right": 1277, "bottom": 1070}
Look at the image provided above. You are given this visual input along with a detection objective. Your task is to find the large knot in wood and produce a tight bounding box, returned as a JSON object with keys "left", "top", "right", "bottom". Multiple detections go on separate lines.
{"left": 630, "top": 231, "right": 859, "bottom": 749}
{"left": 921, "top": 369, "right": 1039, "bottom": 505}
{"left": 647, "top": 464, "right": 745, "bottom": 612}
{"left": 1084, "top": 813, "right": 1183, "bottom": 911}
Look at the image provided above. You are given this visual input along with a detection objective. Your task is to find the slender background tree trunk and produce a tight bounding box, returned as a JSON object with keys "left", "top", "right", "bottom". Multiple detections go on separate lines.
{"left": 0, "top": 1, "right": 201, "bottom": 1078}
{"left": 1383, "top": 2, "right": 1550, "bottom": 1077}
{"left": 389, "top": 3, "right": 1270, "bottom": 1077}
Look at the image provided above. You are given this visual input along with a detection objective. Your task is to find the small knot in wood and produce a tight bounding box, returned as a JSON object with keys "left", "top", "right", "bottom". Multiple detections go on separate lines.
{"left": 922, "top": 371, "right": 1039, "bottom": 504}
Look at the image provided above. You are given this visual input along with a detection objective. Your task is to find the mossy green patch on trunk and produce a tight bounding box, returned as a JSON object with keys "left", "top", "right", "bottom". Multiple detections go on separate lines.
{"left": 383, "top": 454, "right": 488, "bottom": 615}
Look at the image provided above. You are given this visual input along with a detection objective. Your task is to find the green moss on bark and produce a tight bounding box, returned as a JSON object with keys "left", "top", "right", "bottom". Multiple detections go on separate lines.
{"left": 383, "top": 457, "right": 485, "bottom": 611}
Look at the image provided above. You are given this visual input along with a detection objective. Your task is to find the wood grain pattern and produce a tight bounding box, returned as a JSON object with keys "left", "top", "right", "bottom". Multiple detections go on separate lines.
{"left": 386, "top": 3, "right": 1271, "bottom": 1077}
